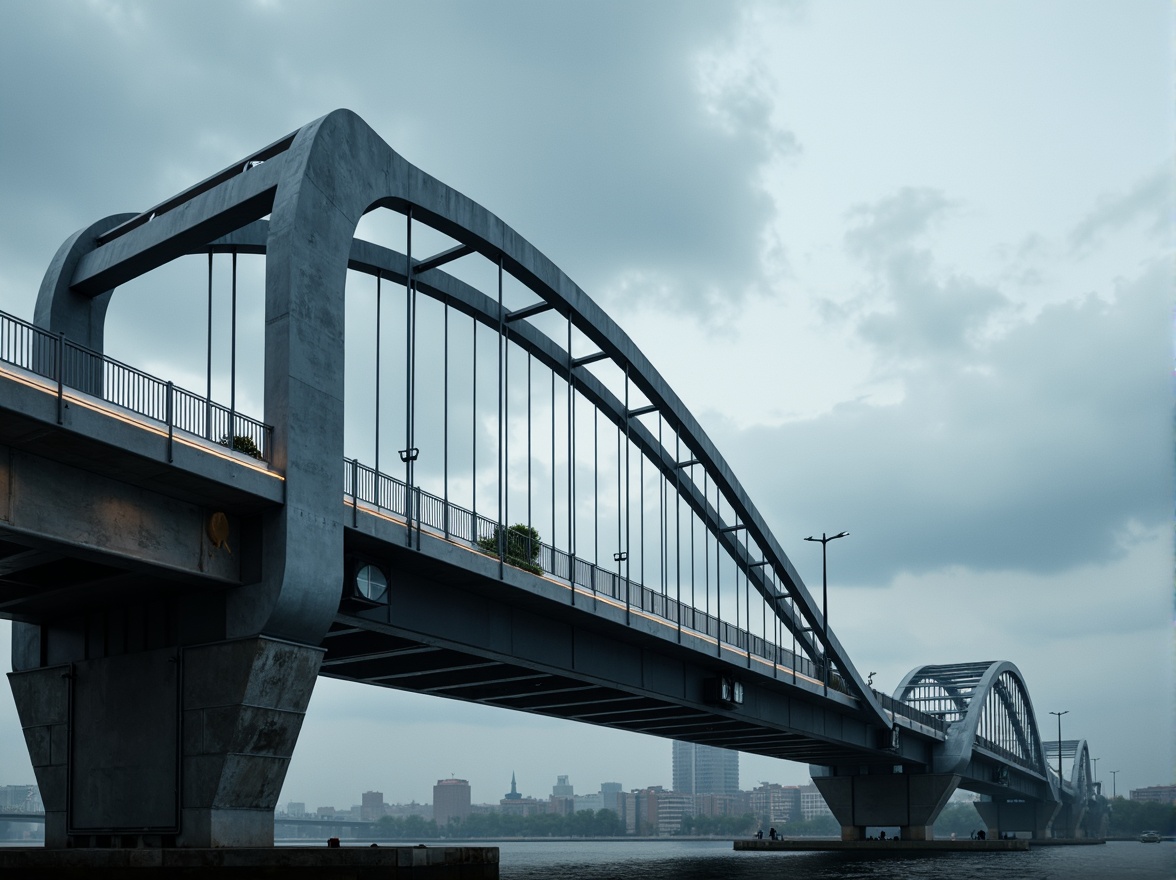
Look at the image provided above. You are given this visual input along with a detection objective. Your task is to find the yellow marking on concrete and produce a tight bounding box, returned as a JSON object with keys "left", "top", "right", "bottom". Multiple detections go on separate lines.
{"left": 0, "top": 362, "right": 282, "bottom": 479}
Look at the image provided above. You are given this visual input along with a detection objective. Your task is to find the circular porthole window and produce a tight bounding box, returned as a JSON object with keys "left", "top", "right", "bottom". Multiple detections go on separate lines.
{"left": 355, "top": 564, "right": 388, "bottom": 602}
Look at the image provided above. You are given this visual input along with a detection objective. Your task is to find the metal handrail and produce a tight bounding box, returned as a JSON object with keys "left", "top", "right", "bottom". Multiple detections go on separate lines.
{"left": 0, "top": 308, "right": 273, "bottom": 462}
{"left": 342, "top": 458, "right": 893, "bottom": 703}
{"left": 874, "top": 690, "right": 948, "bottom": 733}
{"left": 974, "top": 734, "right": 1040, "bottom": 772}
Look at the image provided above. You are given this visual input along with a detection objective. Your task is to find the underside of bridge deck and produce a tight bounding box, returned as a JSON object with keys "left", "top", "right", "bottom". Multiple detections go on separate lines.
{"left": 321, "top": 519, "right": 931, "bottom": 770}
{"left": 321, "top": 622, "right": 877, "bottom": 766}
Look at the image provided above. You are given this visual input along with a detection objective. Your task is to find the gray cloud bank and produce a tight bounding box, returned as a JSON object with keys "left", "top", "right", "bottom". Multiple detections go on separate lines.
{"left": 725, "top": 256, "right": 1168, "bottom": 584}
{"left": 0, "top": 0, "right": 783, "bottom": 320}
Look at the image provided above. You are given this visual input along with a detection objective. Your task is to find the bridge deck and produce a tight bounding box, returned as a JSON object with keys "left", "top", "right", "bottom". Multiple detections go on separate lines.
{"left": 0, "top": 361, "right": 943, "bottom": 765}
{"left": 322, "top": 503, "right": 943, "bottom": 767}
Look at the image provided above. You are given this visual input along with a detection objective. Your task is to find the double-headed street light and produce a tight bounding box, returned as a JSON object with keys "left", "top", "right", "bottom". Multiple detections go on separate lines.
{"left": 804, "top": 531, "right": 849, "bottom": 693}
{"left": 1049, "top": 710, "right": 1069, "bottom": 788}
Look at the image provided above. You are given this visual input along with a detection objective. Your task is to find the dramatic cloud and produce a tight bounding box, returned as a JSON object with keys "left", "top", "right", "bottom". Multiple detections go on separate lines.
{"left": 1069, "top": 165, "right": 1172, "bottom": 252}
{"left": 0, "top": 0, "right": 1170, "bottom": 807}
{"left": 0, "top": 0, "right": 787, "bottom": 321}
{"left": 728, "top": 257, "right": 1169, "bottom": 584}
{"left": 842, "top": 187, "right": 1010, "bottom": 359}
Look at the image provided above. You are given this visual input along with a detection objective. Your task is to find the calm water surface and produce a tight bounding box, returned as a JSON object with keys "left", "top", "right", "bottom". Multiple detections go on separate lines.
{"left": 490, "top": 839, "right": 1173, "bottom": 880}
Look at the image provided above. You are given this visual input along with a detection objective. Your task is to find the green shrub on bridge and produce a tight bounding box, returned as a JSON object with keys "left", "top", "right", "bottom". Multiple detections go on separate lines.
{"left": 220, "top": 433, "right": 262, "bottom": 459}
{"left": 478, "top": 523, "right": 542, "bottom": 574}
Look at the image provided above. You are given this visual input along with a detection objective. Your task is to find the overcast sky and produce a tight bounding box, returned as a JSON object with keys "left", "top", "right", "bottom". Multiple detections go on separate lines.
{"left": 0, "top": 0, "right": 1171, "bottom": 811}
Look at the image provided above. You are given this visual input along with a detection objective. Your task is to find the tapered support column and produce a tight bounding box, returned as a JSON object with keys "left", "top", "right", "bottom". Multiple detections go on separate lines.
{"left": 9, "top": 635, "right": 322, "bottom": 848}
{"left": 813, "top": 772, "right": 960, "bottom": 841}
{"left": 1049, "top": 799, "right": 1088, "bottom": 839}
{"left": 974, "top": 798, "right": 1059, "bottom": 840}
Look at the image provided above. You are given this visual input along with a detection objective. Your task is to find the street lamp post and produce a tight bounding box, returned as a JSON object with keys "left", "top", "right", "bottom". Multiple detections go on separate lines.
{"left": 804, "top": 531, "right": 849, "bottom": 694}
{"left": 1091, "top": 757, "right": 1098, "bottom": 783}
{"left": 1110, "top": 770, "right": 1119, "bottom": 799}
{"left": 1049, "top": 710, "right": 1069, "bottom": 788}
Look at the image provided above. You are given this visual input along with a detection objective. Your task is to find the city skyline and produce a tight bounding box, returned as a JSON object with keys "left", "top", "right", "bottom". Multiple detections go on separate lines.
{"left": 0, "top": 1, "right": 1170, "bottom": 811}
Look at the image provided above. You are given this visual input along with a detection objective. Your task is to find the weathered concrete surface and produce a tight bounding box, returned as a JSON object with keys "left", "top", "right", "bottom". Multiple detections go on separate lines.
{"left": 735, "top": 837, "right": 1029, "bottom": 852}
{"left": 179, "top": 639, "right": 323, "bottom": 847}
{"left": 0, "top": 845, "right": 498, "bottom": 879}
{"left": 1, "top": 446, "right": 240, "bottom": 585}
{"left": 812, "top": 772, "right": 960, "bottom": 841}
{"left": 8, "top": 637, "right": 322, "bottom": 848}
{"left": 975, "top": 798, "right": 1059, "bottom": 840}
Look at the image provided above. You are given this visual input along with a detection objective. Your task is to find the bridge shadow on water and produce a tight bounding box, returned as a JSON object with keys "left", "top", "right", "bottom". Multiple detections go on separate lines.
{"left": 493, "top": 840, "right": 1172, "bottom": 880}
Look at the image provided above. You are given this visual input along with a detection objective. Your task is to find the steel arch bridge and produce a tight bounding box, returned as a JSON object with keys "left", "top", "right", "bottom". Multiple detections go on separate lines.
{"left": 63, "top": 108, "right": 880, "bottom": 715}
{"left": 0, "top": 110, "right": 1097, "bottom": 846}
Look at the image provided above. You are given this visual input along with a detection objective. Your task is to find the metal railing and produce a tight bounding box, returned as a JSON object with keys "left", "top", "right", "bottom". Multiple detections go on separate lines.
{"left": 974, "top": 734, "right": 1041, "bottom": 773}
{"left": 342, "top": 458, "right": 873, "bottom": 696}
{"left": 345, "top": 459, "right": 956, "bottom": 734}
{"left": 0, "top": 309, "right": 272, "bottom": 462}
{"left": 874, "top": 690, "right": 948, "bottom": 733}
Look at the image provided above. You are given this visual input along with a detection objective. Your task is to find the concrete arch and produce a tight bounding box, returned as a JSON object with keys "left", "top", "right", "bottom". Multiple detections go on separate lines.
{"left": 204, "top": 222, "right": 830, "bottom": 672}
{"left": 34, "top": 213, "right": 138, "bottom": 353}
{"left": 33, "top": 109, "right": 883, "bottom": 721}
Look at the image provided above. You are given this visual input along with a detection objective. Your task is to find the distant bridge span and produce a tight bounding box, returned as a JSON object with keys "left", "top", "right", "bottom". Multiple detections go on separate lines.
{"left": 0, "top": 111, "right": 1098, "bottom": 847}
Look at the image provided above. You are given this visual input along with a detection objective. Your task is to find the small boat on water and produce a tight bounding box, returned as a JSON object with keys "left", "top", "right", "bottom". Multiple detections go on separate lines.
{"left": 1139, "top": 830, "right": 1161, "bottom": 843}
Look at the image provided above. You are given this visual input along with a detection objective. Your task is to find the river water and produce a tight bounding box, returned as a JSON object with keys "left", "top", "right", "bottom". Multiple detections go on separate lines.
{"left": 492, "top": 839, "right": 1173, "bottom": 880}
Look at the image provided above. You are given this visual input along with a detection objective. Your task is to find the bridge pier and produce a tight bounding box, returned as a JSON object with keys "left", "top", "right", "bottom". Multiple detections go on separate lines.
{"left": 9, "top": 624, "right": 322, "bottom": 848}
{"left": 1050, "top": 800, "right": 1088, "bottom": 839}
{"left": 973, "top": 798, "right": 1058, "bottom": 840}
{"left": 812, "top": 771, "right": 960, "bottom": 840}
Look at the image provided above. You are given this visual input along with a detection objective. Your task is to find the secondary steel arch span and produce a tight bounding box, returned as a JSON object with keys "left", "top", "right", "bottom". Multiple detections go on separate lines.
{"left": 1044, "top": 737, "right": 1093, "bottom": 799}
{"left": 1071, "top": 739, "right": 1092, "bottom": 799}
{"left": 36, "top": 109, "right": 888, "bottom": 726}
{"left": 895, "top": 660, "right": 1051, "bottom": 784}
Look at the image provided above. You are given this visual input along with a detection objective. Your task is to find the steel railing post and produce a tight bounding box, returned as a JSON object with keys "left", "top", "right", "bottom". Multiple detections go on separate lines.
{"left": 166, "top": 381, "right": 174, "bottom": 463}
{"left": 352, "top": 458, "right": 359, "bottom": 527}
{"left": 55, "top": 332, "right": 64, "bottom": 424}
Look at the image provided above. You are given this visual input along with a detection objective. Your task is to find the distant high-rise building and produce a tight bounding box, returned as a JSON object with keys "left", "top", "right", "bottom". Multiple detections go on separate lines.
{"left": 750, "top": 782, "right": 798, "bottom": 827}
{"left": 692, "top": 791, "right": 748, "bottom": 819}
{"left": 624, "top": 787, "right": 666, "bottom": 836}
{"left": 656, "top": 792, "right": 693, "bottom": 835}
{"left": 573, "top": 792, "right": 603, "bottom": 813}
{"left": 286, "top": 801, "right": 306, "bottom": 818}
{"left": 433, "top": 778, "right": 471, "bottom": 828}
{"left": 361, "top": 790, "right": 384, "bottom": 821}
{"left": 672, "top": 742, "right": 738, "bottom": 795}
{"left": 601, "top": 782, "right": 623, "bottom": 813}
{"left": 552, "top": 775, "right": 574, "bottom": 797}
{"left": 800, "top": 783, "right": 832, "bottom": 820}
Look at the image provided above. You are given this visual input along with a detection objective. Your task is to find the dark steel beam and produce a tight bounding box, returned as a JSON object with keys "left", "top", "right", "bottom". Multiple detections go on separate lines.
{"left": 413, "top": 244, "right": 474, "bottom": 274}
{"left": 506, "top": 300, "right": 555, "bottom": 323}
{"left": 571, "top": 351, "right": 609, "bottom": 368}
{"left": 320, "top": 644, "right": 441, "bottom": 668}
